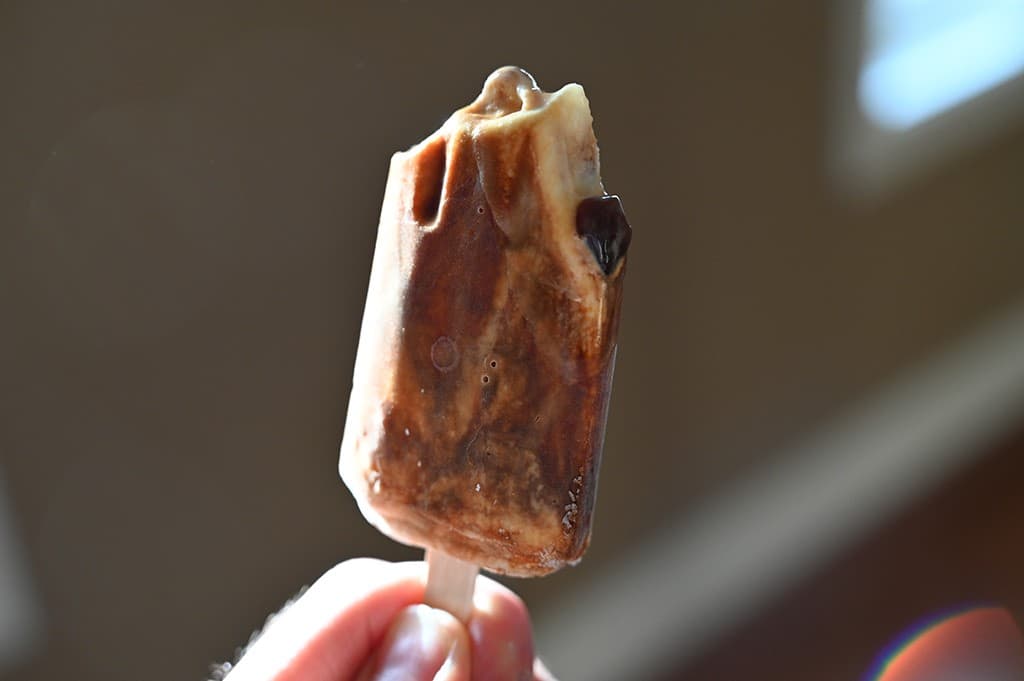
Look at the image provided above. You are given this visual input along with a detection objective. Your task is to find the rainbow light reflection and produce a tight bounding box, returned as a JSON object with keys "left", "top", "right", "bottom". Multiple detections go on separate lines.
{"left": 866, "top": 606, "right": 1024, "bottom": 681}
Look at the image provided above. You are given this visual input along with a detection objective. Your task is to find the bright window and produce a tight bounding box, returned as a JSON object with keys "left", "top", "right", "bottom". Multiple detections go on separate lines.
{"left": 859, "top": 0, "right": 1024, "bottom": 130}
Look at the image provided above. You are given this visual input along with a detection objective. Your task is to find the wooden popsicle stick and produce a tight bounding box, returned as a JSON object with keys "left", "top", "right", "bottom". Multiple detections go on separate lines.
{"left": 423, "top": 549, "right": 479, "bottom": 622}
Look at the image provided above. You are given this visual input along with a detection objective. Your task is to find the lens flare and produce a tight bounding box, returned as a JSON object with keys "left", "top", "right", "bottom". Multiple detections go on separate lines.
{"left": 867, "top": 606, "right": 1024, "bottom": 681}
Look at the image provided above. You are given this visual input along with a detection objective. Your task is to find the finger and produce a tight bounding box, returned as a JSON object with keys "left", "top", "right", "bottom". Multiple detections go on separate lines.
{"left": 227, "top": 558, "right": 426, "bottom": 681}
{"left": 356, "top": 604, "right": 471, "bottom": 681}
{"left": 467, "top": 576, "right": 536, "bottom": 681}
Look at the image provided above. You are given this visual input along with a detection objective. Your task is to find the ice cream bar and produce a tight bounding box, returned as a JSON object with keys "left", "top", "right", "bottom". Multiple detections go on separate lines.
{"left": 339, "top": 66, "right": 630, "bottom": 577}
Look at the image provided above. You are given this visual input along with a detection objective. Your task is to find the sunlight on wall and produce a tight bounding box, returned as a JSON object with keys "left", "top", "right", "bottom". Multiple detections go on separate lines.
{"left": 0, "top": 470, "right": 43, "bottom": 672}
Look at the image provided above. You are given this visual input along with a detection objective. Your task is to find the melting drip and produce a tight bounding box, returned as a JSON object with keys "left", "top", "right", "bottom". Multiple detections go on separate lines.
{"left": 575, "top": 195, "right": 632, "bottom": 276}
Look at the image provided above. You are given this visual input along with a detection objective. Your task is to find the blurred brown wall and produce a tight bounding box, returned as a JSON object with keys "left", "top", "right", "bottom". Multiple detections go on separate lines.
{"left": 1, "top": 2, "right": 1023, "bottom": 680}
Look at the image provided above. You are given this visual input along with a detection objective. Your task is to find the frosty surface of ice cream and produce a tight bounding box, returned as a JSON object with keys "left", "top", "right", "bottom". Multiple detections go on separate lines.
{"left": 340, "top": 66, "right": 630, "bottom": 577}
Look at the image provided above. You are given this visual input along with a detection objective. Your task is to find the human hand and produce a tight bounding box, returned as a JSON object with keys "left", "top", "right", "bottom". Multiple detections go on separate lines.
{"left": 217, "top": 558, "right": 557, "bottom": 681}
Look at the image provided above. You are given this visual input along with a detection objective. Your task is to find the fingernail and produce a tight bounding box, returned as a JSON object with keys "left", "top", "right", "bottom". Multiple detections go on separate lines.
{"left": 371, "top": 604, "right": 468, "bottom": 681}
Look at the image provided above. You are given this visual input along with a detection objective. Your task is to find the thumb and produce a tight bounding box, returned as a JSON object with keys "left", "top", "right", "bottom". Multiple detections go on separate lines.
{"left": 360, "top": 604, "right": 470, "bottom": 681}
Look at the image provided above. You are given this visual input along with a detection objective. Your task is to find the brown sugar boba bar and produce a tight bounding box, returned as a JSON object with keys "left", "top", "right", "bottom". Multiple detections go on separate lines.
{"left": 339, "top": 66, "right": 631, "bottom": 598}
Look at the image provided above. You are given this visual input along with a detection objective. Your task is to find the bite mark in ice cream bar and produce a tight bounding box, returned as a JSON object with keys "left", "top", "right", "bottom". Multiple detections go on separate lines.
{"left": 339, "top": 66, "right": 631, "bottom": 581}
